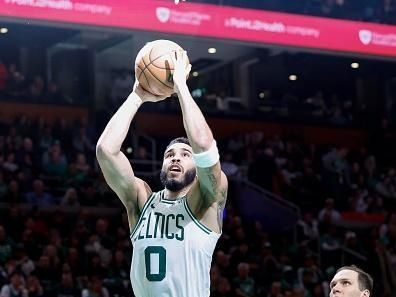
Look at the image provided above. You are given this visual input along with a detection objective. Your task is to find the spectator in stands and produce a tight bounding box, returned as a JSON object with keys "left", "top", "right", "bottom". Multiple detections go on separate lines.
{"left": 78, "top": 182, "right": 99, "bottom": 206}
{"left": 267, "top": 281, "right": 284, "bottom": 297}
{"left": 42, "top": 141, "right": 68, "bottom": 178}
{"left": 14, "top": 246, "right": 35, "bottom": 277}
{"left": 342, "top": 231, "right": 367, "bottom": 267}
{"left": 25, "top": 179, "right": 54, "bottom": 206}
{"left": 256, "top": 241, "right": 280, "bottom": 290}
{"left": 66, "top": 153, "right": 91, "bottom": 187}
{"left": 72, "top": 127, "right": 95, "bottom": 154}
{"left": 6, "top": 64, "right": 25, "bottom": 98}
{"left": 0, "top": 271, "right": 27, "bottom": 297}
{"left": 38, "top": 125, "right": 54, "bottom": 154}
{"left": 42, "top": 244, "right": 61, "bottom": 270}
{"left": 15, "top": 137, "right": 38, "bottom": 178}
{"left": 320, "top": 225, "right": 342, "bottom": 270}
{"left": 28, "top": 75, "right": 45, "bottom": 101}
{"left": 322, "top": 147, "right": 349, "bottom": 201}
{"left": 375, "top": 168, "right": 396, "bottom": 199}
{"left": 81, "top": 276, "right": 109, "bottom": 297}
{"left": 64, "top": 248, "right": 83, "bottom": 278}
{"left": 233, "top": 262, "right": 256, "bottom": 297}
{"left": 349, "top": 185, "right": 369, "bottom": 213}
{"left": 297, "top": 212, "right": 320, "bottom": 244}
{"left": 2, "top": 153, "right": 18, "bottom": 174}
{"left": 84, "top": 253, "right": 108, "bottom": 279}
{"left": 107, "top": 249, "right": 130, "bottom": 297}
{"left": 318, "top": 198, "right": 342, "bottom": 225}
{"left": 297, "top": 254, "right": 323, "bottom": 289}
{"left": 51, "top": 271, "right": 80, "bottom": 297}
{"left": 212, "top": 277, "right": 234, "bottom": 297}
{"left": 60, "top": 188, "right": 80, "bottom": 208}
{"left": 312, "top": 282, "right": 326, "bottom": 297}
{"left": 53, "top": 118, "right": 73, "bottom": 153}
{"left": 3, "top": 180, "right": 23, "bottom": 204}
{"left": 213, "top": 250, "right": 233, "bottom": 280}
{"left": 34, "top": 255, "right": 59, "bottom": 294}
{"left": 25, "top": 274, "right": 44, "bottom": 297}
{"left": 0, "top": 226, "right": 14, "bottom": 265}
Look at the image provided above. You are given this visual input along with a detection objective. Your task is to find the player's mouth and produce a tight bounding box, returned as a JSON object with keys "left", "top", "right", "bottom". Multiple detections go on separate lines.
{"left": 169, "top": 165, "right": 182, "bottom": 173}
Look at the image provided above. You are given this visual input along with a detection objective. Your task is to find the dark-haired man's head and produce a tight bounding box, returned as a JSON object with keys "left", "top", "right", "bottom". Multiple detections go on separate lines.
{"left": 330, "top": 266, "right": 373, "bottom": 297}
{"left": 161, "top": 137, "right": 196, "bottom": 192}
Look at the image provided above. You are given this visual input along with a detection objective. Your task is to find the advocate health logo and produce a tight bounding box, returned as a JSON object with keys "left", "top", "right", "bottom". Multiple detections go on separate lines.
{"left": 156, "top": 7, "right": 170, "bottom": 23}
{"left": 359, "top": 30, "right": 372, "bottom": 45}
{"left": 358, "top": 28, "right": 396, "bottom": 48}
{"left": 156, "top": 6, "right": 211, "bottom": 26}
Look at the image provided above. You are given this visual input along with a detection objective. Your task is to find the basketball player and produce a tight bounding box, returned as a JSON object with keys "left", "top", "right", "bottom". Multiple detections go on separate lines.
{"left": 329, "top": 266, "right": 373, "bottom": 297}
{"left": 96, "top": 47, "right": 228, "bottom": 297}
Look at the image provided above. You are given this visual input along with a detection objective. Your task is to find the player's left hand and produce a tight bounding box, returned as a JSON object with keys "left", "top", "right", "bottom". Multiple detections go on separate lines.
{"left": 171, "top": 50, "right": 191, "bottom": 93}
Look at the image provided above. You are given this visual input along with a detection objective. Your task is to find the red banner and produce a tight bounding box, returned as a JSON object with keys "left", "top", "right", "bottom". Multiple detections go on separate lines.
{"left": 1, "top": 0, "right": 396, "bottom": 58}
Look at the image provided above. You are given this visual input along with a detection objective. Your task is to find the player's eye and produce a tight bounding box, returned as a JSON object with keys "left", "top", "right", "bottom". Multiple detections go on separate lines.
{"left": 183, "top": 153, "right": 190, "bottom": 157}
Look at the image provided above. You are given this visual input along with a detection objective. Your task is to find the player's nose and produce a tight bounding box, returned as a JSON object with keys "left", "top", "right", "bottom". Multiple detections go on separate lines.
{"left": 171, "top": 156, "right": 181, "bottom": 162}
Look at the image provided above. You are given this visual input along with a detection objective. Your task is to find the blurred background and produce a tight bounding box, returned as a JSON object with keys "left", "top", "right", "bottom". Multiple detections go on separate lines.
{"left": 0, "top": 0, "right": 395, "bottom": 296}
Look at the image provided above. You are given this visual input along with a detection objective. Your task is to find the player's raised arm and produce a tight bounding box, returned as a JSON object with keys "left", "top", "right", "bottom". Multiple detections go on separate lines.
{"left": 96, "top": 81, "right": 167, "bottom": 230}
{"left": 171, "top": 51, "right": 228, "bottom": 214}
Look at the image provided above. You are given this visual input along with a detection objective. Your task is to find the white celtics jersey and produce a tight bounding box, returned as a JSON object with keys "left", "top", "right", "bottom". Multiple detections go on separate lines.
{"left": 130, "top": 190, "right": 220, "bottom": 297}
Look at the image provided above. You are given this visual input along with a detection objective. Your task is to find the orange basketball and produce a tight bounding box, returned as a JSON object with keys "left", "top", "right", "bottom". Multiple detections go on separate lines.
{"left": 135, "top": 40, "right": 189, "bottom": 96}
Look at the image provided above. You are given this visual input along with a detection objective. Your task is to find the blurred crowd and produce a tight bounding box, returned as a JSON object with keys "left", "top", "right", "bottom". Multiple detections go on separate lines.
{"left": 0, "top": 60, "right": 72, "bottom": 105}
{"left": 0, "top": 114, "right": 395, "bottom": 296}
{"left": 215, "top": 130, "right": 396, "bottom": 296}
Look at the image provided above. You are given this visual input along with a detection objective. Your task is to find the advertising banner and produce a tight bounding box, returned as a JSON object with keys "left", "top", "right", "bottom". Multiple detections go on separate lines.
{"left": 1, "top": 0, "right": 395, "bottom": 57}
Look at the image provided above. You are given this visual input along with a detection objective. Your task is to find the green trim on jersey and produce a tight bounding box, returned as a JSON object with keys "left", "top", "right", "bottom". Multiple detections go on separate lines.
{"left": 183, "top": 198, "right": 211, "bottom": 235}
{"left": 160, "top": 199, "right": 175, "bottom": 205}
{"left": 130, "top": 192, "right": 157, "bottom": 238}
{"left": 160, "top": 192, "right": 185, "bottom": 204}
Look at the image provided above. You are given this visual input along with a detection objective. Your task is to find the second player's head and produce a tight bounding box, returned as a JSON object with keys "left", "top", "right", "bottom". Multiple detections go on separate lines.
{"left": 160, "top": 137, "right": 196, "bottom": 192}
{"left": 329, "top": 265, "right": 373, "bottom": 297}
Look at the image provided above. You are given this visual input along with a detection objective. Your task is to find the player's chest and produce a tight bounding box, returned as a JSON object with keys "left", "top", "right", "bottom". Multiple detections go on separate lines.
{"left": 132, "top": 202, "right": 188, "bottom": 243}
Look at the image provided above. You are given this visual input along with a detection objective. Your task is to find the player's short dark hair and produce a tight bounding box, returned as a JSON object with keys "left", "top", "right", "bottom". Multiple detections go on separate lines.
{"left": 166, "top": 137, "right": 190, "bottom": 150}
{"left": 335, "top": 265, "right": 373, "bottom": 293}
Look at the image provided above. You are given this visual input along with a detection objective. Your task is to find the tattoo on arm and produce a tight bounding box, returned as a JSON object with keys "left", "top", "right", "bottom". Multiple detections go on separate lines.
{"left": 217, "top": 189, "right": 228, "bottom": 230}
{"left": 207, "top": 171, "right": 218, "bottom": 193}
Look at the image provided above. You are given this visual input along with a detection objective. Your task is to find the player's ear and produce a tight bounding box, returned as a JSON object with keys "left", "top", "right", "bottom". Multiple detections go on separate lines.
{"left": 361, "top": 289, "right": 370, "bottom": 297}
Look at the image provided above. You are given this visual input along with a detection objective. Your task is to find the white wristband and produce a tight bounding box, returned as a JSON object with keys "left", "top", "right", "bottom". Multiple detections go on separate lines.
{"left": 193, "top": 140, "right": 220, "bottom": 168}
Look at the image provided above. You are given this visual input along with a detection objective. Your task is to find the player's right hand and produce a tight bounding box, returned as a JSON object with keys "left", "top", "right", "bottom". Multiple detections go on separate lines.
{"left": 133, "top": 80, "right": 169, "bottom": 102}
{"left": 171, "top": 50, "right": 191, "bottom": 93}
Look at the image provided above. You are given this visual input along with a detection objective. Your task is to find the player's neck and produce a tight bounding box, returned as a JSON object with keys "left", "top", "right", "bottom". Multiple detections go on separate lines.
{"left": 164, "top": 187, "right": 189, "bottom": 200}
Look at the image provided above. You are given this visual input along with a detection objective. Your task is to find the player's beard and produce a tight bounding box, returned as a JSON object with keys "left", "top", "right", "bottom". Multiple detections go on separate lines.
{"left": 160, "top": 167, "right": 196, "bottom": 192}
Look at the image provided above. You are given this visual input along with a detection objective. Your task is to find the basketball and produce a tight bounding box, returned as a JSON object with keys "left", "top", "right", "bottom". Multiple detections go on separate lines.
{"left": 135, "top": 40, "right": 190, "bottom": 96}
